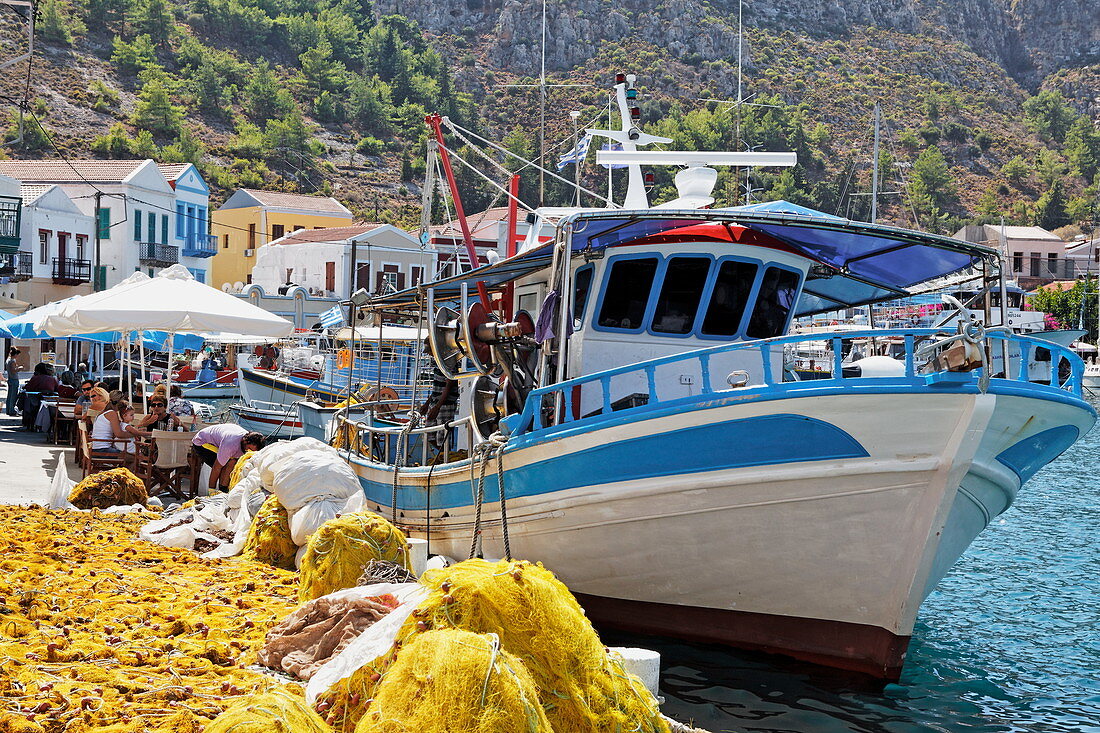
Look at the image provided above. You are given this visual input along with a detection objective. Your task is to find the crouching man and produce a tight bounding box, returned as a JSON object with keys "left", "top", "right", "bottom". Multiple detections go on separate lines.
{"left": 191, "top": 424, "right": 265, "bottom": 492}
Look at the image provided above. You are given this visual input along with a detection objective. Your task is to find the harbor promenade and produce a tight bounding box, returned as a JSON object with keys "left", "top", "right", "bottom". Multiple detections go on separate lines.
{"left": 0, "top": 413, "right": 82, "bottom": 505}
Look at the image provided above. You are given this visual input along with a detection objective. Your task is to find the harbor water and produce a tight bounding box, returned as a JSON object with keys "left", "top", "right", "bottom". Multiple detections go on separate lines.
{"left": 615, "top": 399, "right": 1100, "bottom": 733}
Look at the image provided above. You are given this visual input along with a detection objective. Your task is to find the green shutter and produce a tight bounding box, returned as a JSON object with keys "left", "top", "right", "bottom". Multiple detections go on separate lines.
{"left": 161, "top": 214, "right": 169, "bottom": 244}
{"left": 97, "top": 208, "right": 110, "bottom": 239}
{"left": 94, "top": 265, "right": 106, "bottom": 290}
{"left": 134, "top": 209, "right": 142, "bottom": 240}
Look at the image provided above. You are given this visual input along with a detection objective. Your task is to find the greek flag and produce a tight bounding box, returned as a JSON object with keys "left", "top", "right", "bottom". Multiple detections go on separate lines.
{"left": 556, "top": 132, "right": 592, "bottom": 170}
{"left": 319, "top": 305, "right": 345, "bottom": 329}
{"left": 599, "top": 143, "right": 628, "bottom": 169}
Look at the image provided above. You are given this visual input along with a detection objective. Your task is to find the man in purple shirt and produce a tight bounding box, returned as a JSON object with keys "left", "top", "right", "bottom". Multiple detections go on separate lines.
{"left": 191, "top": 424, "right": 265, "bottom": 492}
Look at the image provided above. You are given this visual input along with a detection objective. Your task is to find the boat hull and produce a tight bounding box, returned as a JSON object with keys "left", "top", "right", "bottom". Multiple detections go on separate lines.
{"left": 231, "top": 403, "right": 303, "bottom": 438}
{"left": 346, "top": 388, "right": 1007, "bottom": 678}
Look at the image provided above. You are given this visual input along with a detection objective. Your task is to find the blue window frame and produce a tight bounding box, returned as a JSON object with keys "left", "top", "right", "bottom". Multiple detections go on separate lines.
{"left": 187, "top": 268, "right": 206, "bottom": 283}
{"left": 698, "top": 257, "right": 761, "bottom": 339}
{"left": 133, "top": 209, "right": 142, "bottom": 241}
{"left": 572, "top": 264, "right": 595, "bottom": 323}
{"left": 593, "top": 254, "right": 660, "bottom": 333}
{"left": 651, "top": 256, "right": 713, "bottom": 335}
{"left": 745, "top": 266, "right": 801, "bottom": 339}
{"left": 175, "top": 203, "right": 185, "bottom": 239}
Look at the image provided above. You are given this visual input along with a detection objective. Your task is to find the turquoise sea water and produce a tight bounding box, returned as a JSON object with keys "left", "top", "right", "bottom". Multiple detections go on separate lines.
{"left": 616, "top": 401, "right": 1100, "bottom": 733}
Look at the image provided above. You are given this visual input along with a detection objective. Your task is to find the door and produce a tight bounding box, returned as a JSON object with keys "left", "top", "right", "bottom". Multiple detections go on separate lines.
{"left": 325, "top": 261, "right": 336, "bottom": 292}
{"left": 57, "top": 233, "right": 68, "bottom": 278}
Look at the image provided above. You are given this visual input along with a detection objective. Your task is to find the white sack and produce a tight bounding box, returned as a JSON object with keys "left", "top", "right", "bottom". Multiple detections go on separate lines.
{"left": 288, "top": 497, "right": 344, "bottom": 546}
{"left": 252, "top": 438, "right": 334, "bottom": 490}
{"left": 46, "top": 455, "right": 76, "bottom": 510}
{"left": 305, "top": 583, "right": 429, "bottom": 704}
{"left": 270, "top": 448, "right": 360, "bottom": 511}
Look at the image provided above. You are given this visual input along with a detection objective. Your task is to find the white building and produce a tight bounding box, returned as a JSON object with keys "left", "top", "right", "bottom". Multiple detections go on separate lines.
{"left": 954, "top": 223, "right": 1072, "bottom": 285}
{"left": 17, "top": 184, "right": 97, "bottom": 303}
{"left": 430, "top": 206, "right": 550, "bottom": 274}
{"left": 0, "top": 160, "right": 214, "bottom": 290}
{"left": 249, "top": 224, "right": 432, "bottom": 299}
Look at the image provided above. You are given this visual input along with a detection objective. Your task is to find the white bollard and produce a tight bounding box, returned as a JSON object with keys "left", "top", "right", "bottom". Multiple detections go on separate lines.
{"left": 407, "top": 538, "right": 429, "bottom": 577}
{"left": 609, "top": 647, "right": 661, "bottom": 697}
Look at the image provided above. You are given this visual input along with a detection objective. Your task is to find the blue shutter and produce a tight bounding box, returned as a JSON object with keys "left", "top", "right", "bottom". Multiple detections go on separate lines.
{"left": 133, "top": 209, "right": 142, "bottom": 241}
{"left": 97, "top": 208, "right": 110, "bottom": 239}
{"left": 176, "top": 203, "right": 185, "bottom": 239}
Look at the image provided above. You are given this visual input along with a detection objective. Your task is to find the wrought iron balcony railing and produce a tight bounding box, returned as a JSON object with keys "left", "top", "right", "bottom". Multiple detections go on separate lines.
{"left": 138, "top": 242, "right": 179, "bottom": 267}
{"left": 52, "top": 257, "right": 92, "bottom": 285}
{"left": 0, "top": 251, "right": 31, "bottom": 282}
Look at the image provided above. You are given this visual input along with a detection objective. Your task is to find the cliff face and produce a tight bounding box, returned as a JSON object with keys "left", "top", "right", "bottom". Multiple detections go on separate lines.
{"left": 376, "top": 0, "right": 1097, "bottom": 88}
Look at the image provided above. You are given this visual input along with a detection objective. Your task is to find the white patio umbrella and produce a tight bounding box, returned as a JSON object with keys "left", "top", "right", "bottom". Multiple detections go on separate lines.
{"left": 41, "top": 265, "right": 293, "bottom": 405}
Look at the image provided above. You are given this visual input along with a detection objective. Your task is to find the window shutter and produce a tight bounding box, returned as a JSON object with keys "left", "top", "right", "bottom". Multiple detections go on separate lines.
{"left": 133, "top": 209, "right": 142, "bottom": 241}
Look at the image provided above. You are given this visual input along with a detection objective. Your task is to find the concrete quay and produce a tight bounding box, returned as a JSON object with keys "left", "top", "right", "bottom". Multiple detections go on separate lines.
{"left": 0, "top": 413, "right": 82, "bottom": 505}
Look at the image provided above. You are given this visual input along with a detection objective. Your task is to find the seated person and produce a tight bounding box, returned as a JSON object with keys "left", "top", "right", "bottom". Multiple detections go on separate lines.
{"left": 191, "top": 425, "right": 264, "bottom": 492}
{"left": 136, "top": 397, "right": 181, "bottom": 432}
{"left": 24, "top": 363, "right": 60, "bottom": 394}
{"left": 73, "top": 380, "right": 96, "bottom": 416}
{"left": 167, "top": 385, "right": 195, "bottom": 419}
{"left": 91, "top": 400, "right": 149, "bottom": 454}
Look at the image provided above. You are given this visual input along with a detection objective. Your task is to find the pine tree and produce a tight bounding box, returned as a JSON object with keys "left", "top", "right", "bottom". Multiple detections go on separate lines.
{"left": 129, "top": 129, "right": 159, "bottom": 158}
{"left": 1065, "top": 116, "right": 1100, "bottom": 181}
{"left": 128, "top": 0, "right": 173, "bottom": 45}
{"left": 38, "top": 0, "right": 84, "bottom": 45}
{"left": 131, "top": 77, "right": 182, "bottom": 134}
{"left": 1022, "top": 90, "right": 1077, "bottom": 143}
{"left": 244, "top": 62, "right": 283, "bottom": 122}
{"left": 1036, "top": 181, "right": 1071, "bottom": 230}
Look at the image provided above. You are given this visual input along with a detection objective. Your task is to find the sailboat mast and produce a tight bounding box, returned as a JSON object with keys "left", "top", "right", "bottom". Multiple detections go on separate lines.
{"left": 871, "top": 102, "right": 880, "bottom": 224}
{"left": 539, "top": 0, "right": 547, "bottom": 205}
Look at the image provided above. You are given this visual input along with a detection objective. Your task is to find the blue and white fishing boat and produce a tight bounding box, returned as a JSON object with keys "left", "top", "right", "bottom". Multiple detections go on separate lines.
{"left": 312, "top": 78, "right": 1095, "bottom": 680}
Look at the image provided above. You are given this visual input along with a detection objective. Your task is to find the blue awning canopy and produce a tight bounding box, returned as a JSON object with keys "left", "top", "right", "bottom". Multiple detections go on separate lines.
{"left": 368, "top": 204, "right": 993, "bottom": 316}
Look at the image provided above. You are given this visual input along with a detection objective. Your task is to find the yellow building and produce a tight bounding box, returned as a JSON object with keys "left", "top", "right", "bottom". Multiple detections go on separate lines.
{"left": 210, "top": 189, "right": 353, "bottom": 290}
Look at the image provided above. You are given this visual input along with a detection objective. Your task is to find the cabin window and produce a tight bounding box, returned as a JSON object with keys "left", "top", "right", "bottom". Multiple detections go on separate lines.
{"left": 746, "top": 267, "right": 800, "bottom": 339}
{"left": 597, "top": 257, "right": 659, "bottom": 330}
{"left": 572, "top": 265, "right": 594, "bottom": 321}
{"left": 652, "top": 257, "right": 711, "bottom": 334}
{"left": 700, "top": 260, "right": 757, "bottom": 336}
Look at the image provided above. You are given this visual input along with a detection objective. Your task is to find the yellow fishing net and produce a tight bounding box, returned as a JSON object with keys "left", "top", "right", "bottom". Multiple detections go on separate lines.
{"left": 205, "top": 687, "right": 330, "bottom": 733}
{"left": 298, "top": 512, "right": 410, "bottom": 602}
{"left": 349, "top": 629, "right": 551, "bottom": 733}
{"left": 228, "top": 450, "right": 257, "bottom": 489}
{"left": 0, "top": 505, "right": 299, "bottom": 731}
{"left": 68, "top": 468, "right": 148, "bottom": 509}
{"left": 318, "top": 559, "right": 669, "bottom": 733}
{"left": 242, "top": 495, "right": 297, "bottom": 570}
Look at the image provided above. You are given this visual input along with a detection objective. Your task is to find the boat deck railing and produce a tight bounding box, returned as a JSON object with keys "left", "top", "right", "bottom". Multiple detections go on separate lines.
{"left": 330, "top": 400, "right": 478, "bottom": 468}
{"left": 508, "top": 328, "right": 1084, "bottom": 439}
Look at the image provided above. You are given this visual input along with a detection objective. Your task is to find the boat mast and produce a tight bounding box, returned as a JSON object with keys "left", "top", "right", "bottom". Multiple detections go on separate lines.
{"left": 871, "top": 102, "right": 880, "bottom": 224}
{"left": 539, "top": 0, "right": 547, "bottom": 204}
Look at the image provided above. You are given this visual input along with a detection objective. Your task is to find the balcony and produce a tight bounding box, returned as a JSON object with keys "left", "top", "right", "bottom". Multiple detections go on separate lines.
{"left": 138, "top": 242, "right": 179, "bottom": 267}
{"left": 52, "top": 257, "right": 92, "bottom": 285}
{"left": 0, "top": 196, "right": 21, "bottom": 254}
{"left": 0, "top": 251, "right": 31, "bottom": 282}
{"left": 181, "top": 232, "right": 218, "bottom": 258}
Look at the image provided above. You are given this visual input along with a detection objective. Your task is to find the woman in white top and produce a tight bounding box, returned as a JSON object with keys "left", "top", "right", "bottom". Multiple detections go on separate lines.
{"left": 91, "top": 400, "right": 150, "bottom": 453}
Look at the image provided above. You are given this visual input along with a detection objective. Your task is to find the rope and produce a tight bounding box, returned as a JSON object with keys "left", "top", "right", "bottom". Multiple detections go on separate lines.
{"left": 392, "top": 411, "right": 422, "bottom": 525}
{"left": 468, "top": 431, "right": 510, "bottom": 560}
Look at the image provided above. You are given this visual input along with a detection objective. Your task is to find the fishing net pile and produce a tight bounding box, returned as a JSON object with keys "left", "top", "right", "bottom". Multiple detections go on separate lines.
{"left": 315, "top": 559, "right": 669, "bottom": 733}
{"left": 228, "top": 449, "right": 258, "bottom": 490}
{"left": 298, "top": 512, "right": 411, "bottom": 602}
{"left": 204, "top": 688, "right": 330, "bottom": 733}
{"left": 0, "top": 505, "right": 299, "bottom": 731}
{"left": 352, "top": 629, "right": 552, "bottom": 733}
{"left": 242, "top": 495, "right": 297, "bottom": 570}
{"left": 68, "top": 468, "right": 148, "bottom": 509}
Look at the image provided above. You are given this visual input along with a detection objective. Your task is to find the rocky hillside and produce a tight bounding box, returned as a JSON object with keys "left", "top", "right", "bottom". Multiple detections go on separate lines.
{"left": 0, "top": 0, "right": 1097, "bottom": 234}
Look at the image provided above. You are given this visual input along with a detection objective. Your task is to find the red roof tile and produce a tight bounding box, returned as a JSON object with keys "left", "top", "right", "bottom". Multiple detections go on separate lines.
{"left": 269, "top": 224, "right": 385, "bottom": 245}
{"left": 0, "top": 159, "right": 148, "bottom": 183}
{"left": 239, "top": 188, "right": 351, "bottom": 214}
